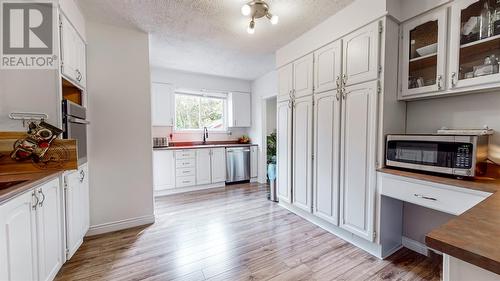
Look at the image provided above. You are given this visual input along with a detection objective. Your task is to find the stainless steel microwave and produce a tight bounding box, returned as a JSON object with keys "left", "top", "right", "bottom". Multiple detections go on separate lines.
{"left": 385, "top": 134, "right": 489, "bottom": 177}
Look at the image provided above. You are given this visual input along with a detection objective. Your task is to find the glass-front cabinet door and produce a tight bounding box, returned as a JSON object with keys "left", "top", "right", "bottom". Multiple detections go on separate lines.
{"left": 401, "top": 8, "right": 448, "bottom": 98}
{"left": 450, "top": 0, "right": 500, "bottom": 89}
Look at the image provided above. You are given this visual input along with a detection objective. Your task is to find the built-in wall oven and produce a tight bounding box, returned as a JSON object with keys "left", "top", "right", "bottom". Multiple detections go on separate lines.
{"left": 62, "top": 100, "right": 89, "bottom": 165}
{"left": 386, "top": 134, "right": 489, "bottom": 177}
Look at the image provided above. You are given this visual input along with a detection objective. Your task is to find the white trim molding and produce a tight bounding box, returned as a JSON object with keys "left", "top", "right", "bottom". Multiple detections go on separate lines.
{"left": 86, "top": 214, "right": 155, "bottom": 236}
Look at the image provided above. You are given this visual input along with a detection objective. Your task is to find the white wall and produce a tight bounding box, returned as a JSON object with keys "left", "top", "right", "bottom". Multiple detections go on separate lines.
{"left": 403, "top": 90, "right": 500, "bottom": 244}
{"left": 275, "top": 0, "right": 387, "bottom": 67}
{"left": 150, "top": 67, "right": 251, "bottom": 142}
{"left": 249, "top": 70, "right": 278, "bottom": 183}
{"left": 266, "top": 97, "right": 277, "bottom": 135}
{"left": 86, "top": 21, "right": 154, "bottom": 233}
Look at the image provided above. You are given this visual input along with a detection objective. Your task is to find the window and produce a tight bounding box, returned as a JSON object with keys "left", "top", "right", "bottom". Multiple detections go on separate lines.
{"left": 174, "top": 93, "right": 226, "bottom": 131}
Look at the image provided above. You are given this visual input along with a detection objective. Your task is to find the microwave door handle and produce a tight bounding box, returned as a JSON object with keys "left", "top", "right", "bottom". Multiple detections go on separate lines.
{"left": 68, "top": 117, "right": 90, "bottom": 125}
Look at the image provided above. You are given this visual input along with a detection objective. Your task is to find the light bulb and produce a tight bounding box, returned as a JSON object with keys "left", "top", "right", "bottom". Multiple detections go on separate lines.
{"left": 247, "top": 20, "right": 255, "bottom": 34}
{"left": 241, "top": 4, "right": 251, "bottom": 16}
{"left": 270, "top": 14, "right": 279, "bottom": 25}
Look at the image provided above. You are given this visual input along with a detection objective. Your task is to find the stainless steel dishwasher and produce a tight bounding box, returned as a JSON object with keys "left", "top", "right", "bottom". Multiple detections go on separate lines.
{"left": 226, "top": 147, "right": 251, "bottom": 183}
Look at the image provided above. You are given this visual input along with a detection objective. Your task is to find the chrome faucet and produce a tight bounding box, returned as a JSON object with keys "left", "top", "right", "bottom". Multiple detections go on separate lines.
{"left": 202, "top": 127, "right": 209, "bottom": 144}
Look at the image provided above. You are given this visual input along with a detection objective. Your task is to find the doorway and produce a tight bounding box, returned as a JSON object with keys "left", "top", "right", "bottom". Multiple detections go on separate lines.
{"left": 261, "top": 95, "right": 277, "bottom": 183}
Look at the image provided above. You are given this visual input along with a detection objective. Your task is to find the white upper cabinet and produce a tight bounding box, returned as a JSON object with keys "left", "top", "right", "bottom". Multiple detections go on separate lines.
{"left": 401, "top": 8, "right": 448, "bottom": 98}
{"left": 278, "top": 64, "right": 293, "bottom": 101}
{"left": 293, "top": 54, "right": 314, "bottom": 98}
{"left": 228, "top": 92, "right": 251, "bottom": 127}
{"left": 449, "top": 0, "right": 500, "bottom": 90}
{"left": 211, "top": 148, "right": 226, "bottom": 183}
{"left": 60, "top": 14, "right": 86, "bottom": 89}
{"left": 0, "top": 191, "right": 38, "bottom": 281}
{"left": 196, "top": 149, "right": 212, "bottom": 185}
{"left": 153, "top": 150, "right": 175, "bottom": 190}
{"left": 152, "top": 83, "right": 175, "bottom": 126}
{"left": 339, "top": 80, "right": 378, "bottom": 242}
{"left": 277, "top": 99, "right": 292, "bottom": 203}
{"left": 292, "top": 95, "right": 313, "bottom": 213}
{"left": 314, "top": 40, "right": 342, "bottom": 94}
{"left": 342, "top": 21, "right": 380, "bottom": 86}
{"left": 313, "top": 90, "right": 341, "bottom": 225}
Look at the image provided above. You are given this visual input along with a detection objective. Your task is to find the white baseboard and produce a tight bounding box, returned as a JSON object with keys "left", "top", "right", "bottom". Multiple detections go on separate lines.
{"left": 154, "top": 182, "right": 225, "bottom": 196}
{"left": 279, "top": 202, "right": 384, "bottom": 259}
{"left": 402, "top": 236, "right": 429, "bottom": 256}
{"left": 87, "top": 214, "right": 155, "bottom": 236}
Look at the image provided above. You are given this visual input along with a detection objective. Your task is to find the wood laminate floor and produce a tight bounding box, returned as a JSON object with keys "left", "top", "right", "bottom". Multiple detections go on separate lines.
{"left": 55, "top": 183, "right": 442, "bottom": 281}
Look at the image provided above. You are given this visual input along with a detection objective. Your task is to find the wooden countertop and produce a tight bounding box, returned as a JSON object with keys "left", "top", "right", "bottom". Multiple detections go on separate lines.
{"left": 0, "top": 171, "right": 63, "bottom": 204}
{"left": 378, "top": 167, "right": 500, "bottom": 275}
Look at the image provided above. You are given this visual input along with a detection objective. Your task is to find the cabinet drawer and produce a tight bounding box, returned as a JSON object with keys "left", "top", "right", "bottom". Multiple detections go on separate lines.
{"left": 176, "top": 176, "right": 196, "bottom": 187}
{"left": 378, "top": 173, "right": 490, "bottom": 215}
{"left": 175, "top": 150, "right": 196, "bottom": 159}
{"left": 176, "top": 168, "right": 195, "bottom": 177}
{"left": 176, "top": 158, "right": 195, "bottom": 168}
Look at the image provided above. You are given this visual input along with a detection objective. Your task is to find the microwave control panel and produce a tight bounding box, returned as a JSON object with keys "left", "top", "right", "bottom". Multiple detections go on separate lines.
{"left": 455, "top": 144, "right": 472, "bottom": 169}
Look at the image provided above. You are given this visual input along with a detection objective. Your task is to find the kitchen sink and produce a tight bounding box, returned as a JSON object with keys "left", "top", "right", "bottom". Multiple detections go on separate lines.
{"left": 0, "top": 180, "right": 29, "bottom": 190}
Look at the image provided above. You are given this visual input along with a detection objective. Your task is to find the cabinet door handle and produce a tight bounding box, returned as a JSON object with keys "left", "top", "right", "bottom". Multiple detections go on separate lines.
{"left": 414, "top": 194, "right": 437, "bottom": 201}
{"left": 38, "top": 189, "right": 45, "bottom": 207}
{"left": 335, "top": 75, "right": 341, "bottom": 89}
{"left": 79, "top": 170, "right": 85, "bottom": 183}
{"left": 32, "top": 191, "right": 39, "bottom": 210}
{"left": 342, "top": 74, "right": 347, "bottom": 85}
{"left": 437, "top": 75, "right": 442, "bottom": 90}
{"left": 451, "top": 72, "right": 457, "bottom": 87}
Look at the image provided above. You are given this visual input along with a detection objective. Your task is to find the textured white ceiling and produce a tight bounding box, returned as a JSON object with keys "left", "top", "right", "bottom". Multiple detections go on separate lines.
{"left": 77, "top": 0, "right": 354, "bottom": 80}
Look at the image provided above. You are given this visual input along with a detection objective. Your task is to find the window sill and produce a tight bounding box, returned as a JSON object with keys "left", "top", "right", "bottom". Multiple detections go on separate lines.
{"left": 173, "top": 130, "right": 230, "bottom": 134}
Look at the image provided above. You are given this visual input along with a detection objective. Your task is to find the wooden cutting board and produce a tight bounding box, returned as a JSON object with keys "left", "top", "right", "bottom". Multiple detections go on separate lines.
{"left": 0, "top": 132, "right": 78, "bottom": 175}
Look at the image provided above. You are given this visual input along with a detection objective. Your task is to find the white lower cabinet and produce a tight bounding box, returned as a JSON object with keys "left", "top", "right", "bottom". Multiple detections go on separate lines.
{"left": 250, "top": 146, "right": 258, "bottom": 179}
{"left": 292, "top": 95, "right": 314, "bottom": 212}
{"left": 211, "top": 148, "right": 226, "bottom": 183}
{"left": 65, "top": 164, "right": 90, "bottom": 259}
{"left": 313, "top": 90, "right": 341, "bottom": 225}
{"left": 277, "top": 99, "right": 293, "bottom": 203}
{"left": 153, "top": 150, "right": 175, "bottom": 191}
{"left": 0, "top": 178, "right": 64, "bottom": 281}
{"left": 196, "top": 149, "right": 212, "bottom": 185}
{"left": 36, "top": 179, "right": 63, "bottom": 281}
{"left": 339, "top": 81, "right": 378, "bottom": 241}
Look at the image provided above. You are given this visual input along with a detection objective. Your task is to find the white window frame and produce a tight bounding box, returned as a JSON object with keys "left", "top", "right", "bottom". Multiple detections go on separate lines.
{"left": 173, "top": 89, "right": 228, "bottom": 133}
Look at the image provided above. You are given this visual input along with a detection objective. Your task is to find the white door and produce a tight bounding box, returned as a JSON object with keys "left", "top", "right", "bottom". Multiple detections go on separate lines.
{"left": 0, "top": 191, "right": 38, "bottom": 281}
{"left": 196, "top": 149, "right": 212, "bottom": 185}
{"left": 292, "top": 95, "right": 313, "bottom": 212}
{"left": 153, "top": 150, "right": 176, "bottom": 191}
{"left": 278, "top": 64, "right": 293, "bottom": 101}
{"left": 340, "top": 80, "right": 378, "bottom": 241}
{"left": 449, "top": 0, "right": 500, "bottom": 90}
{"left": 342, "top": 21, "right": 380, "bottom": 86}
{"left": 293, "top": 53, "right": 314, "bottom": 98}
{"left": 229, "top": 92, "right": 251, "bottom": 127}
{"left": 314, "top": 40, "right": 342, "bottom": 94}
{"left": 313, "top": 90, "right": 341, "bottom": 225}
{"left": 152, "top": 83, "right": 175, "bottom": 126}
{"left": 250, "top": 146, "right": 258, "bottom": 179}
{"left": 36, "top": 179, "right": 63, "bottom": 281}
{"left": 74, "top": 34, "right": 86, "bottom": 88}
{"left": 401, "top": 8, "right": 447, "bottom": 98}
{"left": 211, "top": 148, "right": 226, "bottom": 183}
{"left": 277, "top": 99, "right": 292, "bottom": 203}
{"left": 65, "top": 170, "right": 83, "bottom": 259}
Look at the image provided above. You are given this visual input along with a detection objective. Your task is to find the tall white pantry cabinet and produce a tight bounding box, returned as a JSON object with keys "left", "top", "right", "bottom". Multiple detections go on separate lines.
{"left": 276, "top": 17, "right": 406, "bottom": 257}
